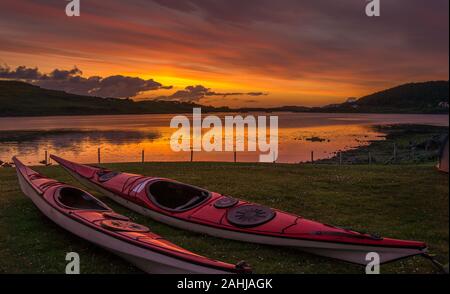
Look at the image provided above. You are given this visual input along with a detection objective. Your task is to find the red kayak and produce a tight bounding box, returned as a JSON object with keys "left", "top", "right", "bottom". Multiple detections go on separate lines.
{"left": 13, "top": 157, "right": 249, "bottom": 274}
{"left": 51, "top": 155, "right": 428, "bottom": 266}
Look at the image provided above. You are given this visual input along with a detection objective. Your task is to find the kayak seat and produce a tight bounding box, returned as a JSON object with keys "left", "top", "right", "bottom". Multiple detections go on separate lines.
{"left": 147, "top": 180, "right": 211, "bottom": 212}
{"left": 55, "top": 187, "right": 109, "bottom": 211}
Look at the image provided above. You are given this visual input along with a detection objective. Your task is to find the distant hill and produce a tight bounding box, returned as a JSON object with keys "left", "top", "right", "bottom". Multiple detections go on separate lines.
{"left": 322, "top": 81, "right": 449, "bottom": 114}
{"left": 0, "top": 80, "right": 228, "bottom": 117}
{"left": 0, "top": 80, "right": 448, "bottom": 116}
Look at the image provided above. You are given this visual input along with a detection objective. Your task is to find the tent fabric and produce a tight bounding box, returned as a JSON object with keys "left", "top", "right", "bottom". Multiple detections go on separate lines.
{"left": 438, "top": 135, "right": 449, "bottom": 173}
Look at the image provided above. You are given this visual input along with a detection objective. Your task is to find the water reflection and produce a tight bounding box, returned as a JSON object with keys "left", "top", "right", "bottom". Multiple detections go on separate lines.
{"left": 0, "top": 130, "right": 160, "bottom": 164}
{"left": 0, "top": 125, "right": 384, "bottom": 164}
{"left": 0, "top": 113, "right": 448, "bottom": 165}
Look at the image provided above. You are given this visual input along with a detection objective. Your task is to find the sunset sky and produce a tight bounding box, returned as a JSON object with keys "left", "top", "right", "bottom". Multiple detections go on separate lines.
{"left": 0, "top": 0, "right": 448, "bottom": 107}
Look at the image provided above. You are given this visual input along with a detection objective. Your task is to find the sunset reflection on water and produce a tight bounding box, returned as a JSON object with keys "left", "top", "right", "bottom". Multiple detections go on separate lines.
{"left": 0, "top": 113, "right": 447, "bottom": 165}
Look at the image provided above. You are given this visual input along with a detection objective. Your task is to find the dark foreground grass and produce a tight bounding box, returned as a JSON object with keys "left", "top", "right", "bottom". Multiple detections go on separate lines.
{"left": 0, "top": 162, "right": 448, "bottom": 274}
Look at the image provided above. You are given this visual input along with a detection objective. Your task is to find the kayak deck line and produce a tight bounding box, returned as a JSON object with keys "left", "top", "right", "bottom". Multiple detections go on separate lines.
{"left": 12, "top": 156, "right": 250, "bottom": 274}
{"left": 50, "top": 155, "right": 429, "bottom": 266}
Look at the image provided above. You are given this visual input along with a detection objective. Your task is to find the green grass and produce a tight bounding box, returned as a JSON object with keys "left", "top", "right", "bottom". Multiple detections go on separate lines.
{"left": 319, "top": 125, "right": 448, "bottom": 165}
{"left": 0, "top": 162, "right": 448, "bottom": 274}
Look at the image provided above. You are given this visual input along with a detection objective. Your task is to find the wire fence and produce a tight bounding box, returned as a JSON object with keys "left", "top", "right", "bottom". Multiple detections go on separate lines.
{"left": 316, "top": 142, "right": 441, "bottom": 165}
{"left": 24, "top": 140, "right": 441, "bottom": 167}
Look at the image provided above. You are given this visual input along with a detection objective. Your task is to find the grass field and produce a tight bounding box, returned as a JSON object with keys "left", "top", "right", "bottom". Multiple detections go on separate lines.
{"left": 0, "top": 162, "right": 448, "bottom": 274}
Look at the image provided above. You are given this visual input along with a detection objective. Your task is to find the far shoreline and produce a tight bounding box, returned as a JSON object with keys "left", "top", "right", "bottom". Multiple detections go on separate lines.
{"left": 0, "top": 111, "right": 449, "bottom": 120}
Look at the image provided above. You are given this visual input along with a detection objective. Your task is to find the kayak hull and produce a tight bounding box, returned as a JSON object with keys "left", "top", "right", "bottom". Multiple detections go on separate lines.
{"left": 13, "top": 158, "right": 242, "bottom": 274}
{"left": 53, "top": 155, "right": 428, "bottom": 266}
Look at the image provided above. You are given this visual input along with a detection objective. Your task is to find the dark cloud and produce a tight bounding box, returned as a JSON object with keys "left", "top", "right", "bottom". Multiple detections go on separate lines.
{"left": 0, "top": 65, "right": 41, "bottom": 79}
{"left": 168, "top": 85, "right": 210, "bottom": 101}
{"left": 152, "top": 0, "right": 299, "bottom": 25}
{"left": 247, "top": 92, "right": 266, "bottom": 96}
{"left": 87, "top": 75, "right": 167, "bottom": 98}
{"left": 0, "top": 65, "right": 171, "bottom": 98}
{"left": 155, "top": 85, "right": 267, "bottom": 102}
{"left": 47, "top": 67, "right": 82, "bottom": 80}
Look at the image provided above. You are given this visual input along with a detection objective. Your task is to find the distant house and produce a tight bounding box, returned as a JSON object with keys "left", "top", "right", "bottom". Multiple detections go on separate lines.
{"left": 323, "top": 103, "right": 341, "bottom": 109}
{"left": 345, "top": 97, "right": 358, "bottom": 104}
{"left": 438, "top": 101, "right": 449, "bottom": 109}
{"left": 323, "top": 97, "right": 359, "bottom": 109}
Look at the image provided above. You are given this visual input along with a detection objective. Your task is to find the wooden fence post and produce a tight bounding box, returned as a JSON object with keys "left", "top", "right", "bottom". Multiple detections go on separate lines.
{"left": 97, "top": 147, "right": 101, "bottom": 164}
{"left": 44, "top": 150, "right": 48, "bottom": 165}
{"left": 142, "top": 149, "right": 145, "bottom": 163}
{"left": 190, "top": 148, "right": 194, "bottom": 162}
{"left": 311, "top": 151, "right": 314, "bottom": 163}
{"left": 393, "top": 143, "right": 397, "bottom": 162}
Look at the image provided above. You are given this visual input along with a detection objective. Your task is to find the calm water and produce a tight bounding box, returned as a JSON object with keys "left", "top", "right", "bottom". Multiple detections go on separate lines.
{"left": 0, "top": 113, "right": 448, "bottom": 165}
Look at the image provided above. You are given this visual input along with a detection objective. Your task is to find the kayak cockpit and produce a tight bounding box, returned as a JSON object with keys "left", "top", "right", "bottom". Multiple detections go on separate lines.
{"left": 147, "top": 180, "right": 211, "bottom": 212}
{"left": 55, "top": 187, "right": 109, "bottom": 211}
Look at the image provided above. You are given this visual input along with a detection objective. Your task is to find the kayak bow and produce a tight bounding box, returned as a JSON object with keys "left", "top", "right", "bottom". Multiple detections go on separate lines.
{"left": 51, "top": 155, "right": 428, "bottom": 266}
{"left": 13, "top": 157, "right": 249, "bottom": 274}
